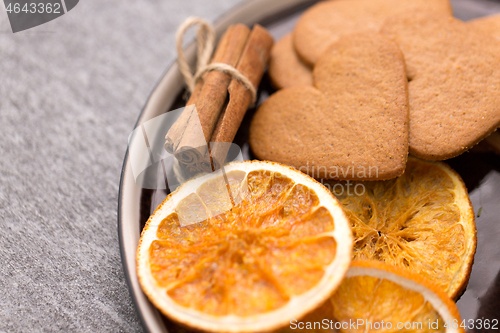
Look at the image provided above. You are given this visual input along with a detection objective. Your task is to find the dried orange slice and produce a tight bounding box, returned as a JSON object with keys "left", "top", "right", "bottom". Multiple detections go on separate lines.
{"left": 136, "top": 161, "right": 353, "bottom": 332}
{"left": 326, "top": 157, "right": 476, "bottom": 299}
{"left": 330, "top": 260, "right": 465, "bottom": 333}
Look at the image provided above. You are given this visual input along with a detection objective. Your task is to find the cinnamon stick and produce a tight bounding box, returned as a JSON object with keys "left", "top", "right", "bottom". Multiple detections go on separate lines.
{"left": 164, "top": 24, "right": 251, "bottom": 155}
{"left": 210, "top": 25, "right": 274, "bottom": 169}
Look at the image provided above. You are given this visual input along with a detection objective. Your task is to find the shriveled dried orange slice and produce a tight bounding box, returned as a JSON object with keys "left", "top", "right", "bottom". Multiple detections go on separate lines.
{"left": 330, "top": 260, "right": 465, "bottom": 333}
{"left": 137, "top": 161, "right": 353, "bottom": 333}
{"left": 326, "top": 157, "right": 476, "bottom": 299}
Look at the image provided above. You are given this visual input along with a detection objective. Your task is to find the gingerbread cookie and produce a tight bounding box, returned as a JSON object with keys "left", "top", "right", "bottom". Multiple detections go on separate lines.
{"left": 468, "top": 14, "right": 500, "bottom": 156}
{"left": 381, "top": 12, "right": 500, "bottom": 160}
{"left": 468, "top": 13, "right": 500, "bottom": 40}
{"left": 250, "top": 32, "right": 409, "bottom": 181}
{"left": 293, "top": 0, "right": 453, "bottom": 66}
{"left": 268, "top": 33, "right": 313, "bottom": 89}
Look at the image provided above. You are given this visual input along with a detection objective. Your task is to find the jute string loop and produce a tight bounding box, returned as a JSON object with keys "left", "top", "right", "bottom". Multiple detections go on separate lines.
{"left": 175, "top": 17, "right": 257, "bottom": 104}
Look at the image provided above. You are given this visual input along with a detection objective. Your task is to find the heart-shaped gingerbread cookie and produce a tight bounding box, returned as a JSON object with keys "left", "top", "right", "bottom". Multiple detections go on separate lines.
{"left": 468, "top": 13, "right": 500, "bottom": 40}
{"left": 293, "top": 0, "right": 452, "bottom": 66}
{"left": 382, "top": 12, "right": 500, "bottom": 160}
{"left": 250, "top": 32, "right": 409, "bottom": 180}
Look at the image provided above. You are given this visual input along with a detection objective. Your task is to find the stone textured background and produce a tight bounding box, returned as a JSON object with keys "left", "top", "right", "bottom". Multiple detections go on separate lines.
{"left": 0, "top": 0, "right": 240, "bottom": 332}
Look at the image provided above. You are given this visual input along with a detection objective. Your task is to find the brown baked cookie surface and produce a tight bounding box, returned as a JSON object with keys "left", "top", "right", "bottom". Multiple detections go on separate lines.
{"left": 468, "top": 13, "right": 500, "bottom": 40}
{"left": 250, "top": 33, "right": 409, "bottom": 181}
{"left": 268, "top": 33, "right": 313, "bottom": 89}
{"left": 382, "top": 12, "right": 500, "bottom": 160}
{"left": 468, "top": 14, "right": 500, "bottom": 155}
{"left": 293, "top": 0, "right": 452, "bottom": 66}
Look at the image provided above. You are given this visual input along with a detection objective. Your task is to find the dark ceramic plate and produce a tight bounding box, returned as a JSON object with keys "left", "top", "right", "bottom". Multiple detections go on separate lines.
{"left": 118, "top": 0, "right": 500, "bottom": 332}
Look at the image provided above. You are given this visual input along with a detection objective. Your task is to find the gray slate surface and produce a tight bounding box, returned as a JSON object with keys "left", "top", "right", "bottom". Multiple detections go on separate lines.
{"left": 0, "top": 0, "right": 241, "bottom": 332}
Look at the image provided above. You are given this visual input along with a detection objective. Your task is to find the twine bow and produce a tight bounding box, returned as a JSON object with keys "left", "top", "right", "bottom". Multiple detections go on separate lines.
{"left": 175, "top": 17, "right": 257, "bottom": 104}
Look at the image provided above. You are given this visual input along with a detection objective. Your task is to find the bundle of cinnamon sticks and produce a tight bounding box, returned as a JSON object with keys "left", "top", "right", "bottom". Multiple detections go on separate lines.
{"left": 165, "top": 24, "right": 274, "bottom": 174}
